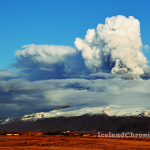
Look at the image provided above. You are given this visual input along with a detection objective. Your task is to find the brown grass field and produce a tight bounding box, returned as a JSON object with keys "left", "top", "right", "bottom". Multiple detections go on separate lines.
{"left": 0, "top": 132, "right": 150, "bottom": 150}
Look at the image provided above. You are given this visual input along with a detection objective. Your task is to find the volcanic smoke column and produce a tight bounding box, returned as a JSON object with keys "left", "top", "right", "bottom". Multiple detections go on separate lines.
{"left": 75, "top": 15, "right": 149, "bottom": 78}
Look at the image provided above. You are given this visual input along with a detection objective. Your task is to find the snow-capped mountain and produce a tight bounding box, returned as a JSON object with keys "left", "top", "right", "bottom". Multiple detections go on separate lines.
{"left": 1, "top": 105, "right": 150, "bottom": 125}
{"left": 20, "top": 106, "right": 150, "bottom": 122}
{"left": 1, "top": 105, "right": 150, "bottom": 133}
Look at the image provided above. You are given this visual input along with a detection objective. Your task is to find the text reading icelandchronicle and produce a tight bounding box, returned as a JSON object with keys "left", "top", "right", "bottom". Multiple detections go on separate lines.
{"left": 98, "top": 132, "right": 150, "bottom": 138}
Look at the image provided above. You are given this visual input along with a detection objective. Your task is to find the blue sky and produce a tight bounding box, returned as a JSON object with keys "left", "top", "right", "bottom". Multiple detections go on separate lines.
{"left": 0, "top": 0, "right": 150, "bottom": 69}
{"left": 1, "top": 0, "right": 150, "bottom": 119}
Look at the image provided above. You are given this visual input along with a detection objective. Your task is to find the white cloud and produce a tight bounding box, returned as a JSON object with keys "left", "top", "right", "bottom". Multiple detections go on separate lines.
{"left": 144, "top": 45, "right": 150, "bottom": 51}
{"left": 75, "top": 15, "right": 150, "bottom": 77}
{"left": 0, "top": 70, "right": 17, "bottom": 78}
{"left": 15, "top": 44, "right": 77, "bottom": 64}
{"left": 0, "top": 76, "right": 150, "bottom": 119}
{"left": 14, "top": 44, "right": 87, "bottom": 80}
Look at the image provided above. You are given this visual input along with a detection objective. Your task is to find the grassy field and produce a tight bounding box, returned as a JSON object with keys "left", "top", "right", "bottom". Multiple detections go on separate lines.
{"left": 0, "top": 132, "right": 150, "bottom": 149}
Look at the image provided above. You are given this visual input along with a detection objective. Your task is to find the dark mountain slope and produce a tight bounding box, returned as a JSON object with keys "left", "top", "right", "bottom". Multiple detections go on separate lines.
{"left": 0, "top": 114, "right": 150, "bottom": 133}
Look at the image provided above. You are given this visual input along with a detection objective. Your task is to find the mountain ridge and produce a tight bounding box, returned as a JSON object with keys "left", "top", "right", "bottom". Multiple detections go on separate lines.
{"left": 0, "top": 106, "right": 150, "bottom": 133}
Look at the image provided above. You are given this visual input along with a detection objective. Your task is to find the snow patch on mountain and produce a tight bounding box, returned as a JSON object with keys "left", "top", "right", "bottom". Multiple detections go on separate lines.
{"left": 19, "top": 105, "right": 150, "bottom": 121}
{"left": 1, "top": 105, "right": 150, "bottom": 124}
{"left": 0, "top": 117, "right": 16, "bottom": 125}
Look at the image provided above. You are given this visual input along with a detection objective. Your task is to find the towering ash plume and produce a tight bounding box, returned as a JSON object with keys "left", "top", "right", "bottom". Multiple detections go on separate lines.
{"left": 75, "top": 15, "right": 149, "bottom": 77}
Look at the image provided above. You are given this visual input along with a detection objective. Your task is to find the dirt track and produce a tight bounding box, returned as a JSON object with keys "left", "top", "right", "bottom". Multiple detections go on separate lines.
{"left": 1, "top": 133, "right": 150, "bottom": 150}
